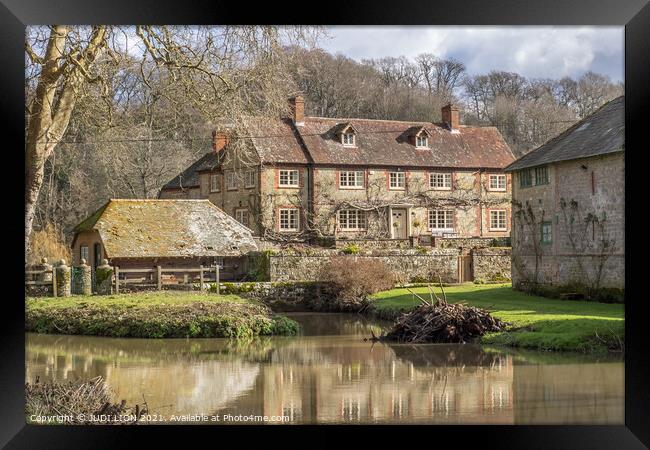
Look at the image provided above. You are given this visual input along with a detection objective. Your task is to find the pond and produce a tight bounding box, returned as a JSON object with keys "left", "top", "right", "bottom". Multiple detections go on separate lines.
{"left": 25, "top": 313, "right": 624, "bottom": 424}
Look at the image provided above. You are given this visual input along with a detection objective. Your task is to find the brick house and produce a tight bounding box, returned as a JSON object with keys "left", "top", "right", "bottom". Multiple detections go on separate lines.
{"left": 160, "top": 97, "right": 516, "bottom": 243}
{"left": 505, "top": 96, "right": 624, "bottom": 291}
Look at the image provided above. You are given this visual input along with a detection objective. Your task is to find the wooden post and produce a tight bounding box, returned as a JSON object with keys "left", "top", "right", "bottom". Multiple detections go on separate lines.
{"left": 115, "top": 266, "right": 120, "bottom": 294}
{"left": 157, "top": 266, "right": 162, "bottom": 290}
{"left": 216, "top": 264, "right": 220, "bottom": 295}
{"left": 51, "top": 268, "right": 57, "bottom": 297}
{"left": 183, "top": 273, "right": 188, "bottom": 284}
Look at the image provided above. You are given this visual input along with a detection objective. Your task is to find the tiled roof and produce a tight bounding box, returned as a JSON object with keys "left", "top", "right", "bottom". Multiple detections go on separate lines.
{"left": 243, "top": 116, "right": 311, "bottom": 164}
{"left": 74, "top": 199, "right": 257, "bottom": 258}
{"left": 505, "top": 96, "right": 624, "bottom": 171}
{"left": 162, "top": 152, "right": 221, "bottom": 190}
{"left": 296, "top": 117, "right": 515, "bottom": 169}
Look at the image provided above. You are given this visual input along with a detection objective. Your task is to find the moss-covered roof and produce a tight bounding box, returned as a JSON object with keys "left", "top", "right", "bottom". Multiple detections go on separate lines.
{"left": 74, "top": 199, "right": 257, "bottom": 258}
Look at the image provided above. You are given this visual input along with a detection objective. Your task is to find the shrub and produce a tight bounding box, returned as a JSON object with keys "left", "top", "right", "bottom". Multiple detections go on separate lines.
{"left": 320, "top": 257, "right": 394, "bottom": 311}
{"left": 340, "top": 243, "right": 361, "bottom": 255}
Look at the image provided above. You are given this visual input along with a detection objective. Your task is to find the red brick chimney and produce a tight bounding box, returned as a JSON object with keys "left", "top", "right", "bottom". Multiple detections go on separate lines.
{"left": 289, "top": 95, "right": 305, "bottom": 126}
{"left": 441, "top": 103, "right": 460, "bottom": 131}
{"left": 212, "top": 130, "right": 229, "bottom": 152}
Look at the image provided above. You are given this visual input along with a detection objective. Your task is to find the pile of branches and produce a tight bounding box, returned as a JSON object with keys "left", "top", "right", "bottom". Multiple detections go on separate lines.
{"left": 26, "top": 376, "right": 148, "bottom": 425}
{"left": 381, "top": 280, "right": 508, "bottom": 344}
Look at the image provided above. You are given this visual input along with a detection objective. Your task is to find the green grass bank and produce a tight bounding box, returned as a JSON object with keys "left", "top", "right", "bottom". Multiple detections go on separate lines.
{"left": 26, "top": 291, "right": 299, "bottom": 338}
{"left": 370, "top": 283, "right": 624, "bottom": 353}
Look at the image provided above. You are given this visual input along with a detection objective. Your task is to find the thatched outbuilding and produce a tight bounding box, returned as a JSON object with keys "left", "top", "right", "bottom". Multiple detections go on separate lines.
{"left": 71, "top": 199, "right": 258, "bottom": 280}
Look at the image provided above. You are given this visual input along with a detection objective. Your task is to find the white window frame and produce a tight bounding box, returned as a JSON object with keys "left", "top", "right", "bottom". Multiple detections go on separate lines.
{"left": 226, "top": 172, "right": 238, "bottom": 190}
{"left": 339, "top": 170, "right": 365, "bottom": 189}
{"left": 428, "top": 209, "right": 454, "bottom": 232}
{"left": 278, "top": 208, "right": 300, "bottom": 231}
{"left": 490, "top": 210, "right": 508, "bottom": 231}
{"left": 235, "top": 208, "right": 249, "bottom": 228}
{"left": 489, "top": 174, "right": 507, "bottom": 192}
{"left": 429, "top": 172, "right": 452, "bottom": 190}
{"left": 278, "top": 169, "right": 300, "bottom": 188}
{"left": 337, "top": 209, "right": 367, "bottom": 231}
{"left": 244, "top": 170, "right": 256, "bottom": 188}
{"left": 342, "top": 132, "right": 356, "bottom": 147}
{"left": 389, "top": 171, "right": 406, "bottom": 190}
{"left": 210, "top": 173, "right": 220, "bottom": 193}
{"left": 415, "top": 135, "right": 428, "bottom": 149}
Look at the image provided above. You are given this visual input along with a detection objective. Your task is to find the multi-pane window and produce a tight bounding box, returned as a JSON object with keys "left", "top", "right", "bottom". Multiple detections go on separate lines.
{"left": 279, "top": 208, "right": 300, "bottom": 231}
{"left": 535, "top": 166, "right": 549, "bottom": 185}
{"left": 489, "top": 174, "right": 507, "bottom": 191}
{"left": 338, "top": 209, "right": 367, "bottom": 230}
{"left": 540, "top": 221, "right": 552, "bottom": 245}
{"left": 226, "top": 172, "right": 237, "bottom": 190}
{"left": 279, "top": 169, "right": 299, "bottom": 187}
{"left": 339, "top": 171, "right": 365, "bottom": 188}
{"left": 235, "top": 208, "right": 249, "bottom": 228}
{"left": 389, "top": 172, "right": 406, "bottom": 189}
{"left": 490, "top": 210, "right": 507, "bottom": 231}
{"left": 210, "top": 174, "right": 220, "bottom": 192}
{"left": 519, "top": 169, "right": 532, "bottom": 188}
{"left": 428, "top": 210, "right": 454, "bottom": 230}
{"left": 244, "top": 170, "right": 256, "bottom": 188}
{"left": 429, "top": 172, "right": 452, "bottom": 190}
{"left": 80, "top": 245, "right": 89, "bottom": 263}
{"left": 342, "top": 132, "right": 356, "bottom": 146}
{"left": 415, "top": 135, "right": 428, "bottom": 148}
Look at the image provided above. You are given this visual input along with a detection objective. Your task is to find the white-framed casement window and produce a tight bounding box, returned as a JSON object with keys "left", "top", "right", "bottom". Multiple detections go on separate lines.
{"left": 428, "top": 209, "right": 454, "bottom": 232}
{"left": 278, "top": 208, "right": 300, "bottom": 231}
{"left": 210, "top": 173, "right": 221, "bottom": 192}
{"left": 342, "top": 132, "right": 356, "bottom": 147}
{"left": 226, "top": 172, "right": 237, "bottom": 190}
{"left": 429, "top": 172, "right": 452, "bottom": 190}
{"left": 235, "top": 208, "right": 250, "bottom": 228}
{"left": 339, "top": 170, "right": 365, "bottom": 189}
{"left": 389, "top": 171, "right": 406, "bottom": 190}
{"left": 489, "top": 174, "right": 507, "bottom": 191}
{"left": 80, "top": 245, "right": 89, "bottom": 263}
{"left": 415, "top": 135, "right": 428, "bottom": 148}
{"left": 490, "top": 210, "right": 508, "bottom": 231}
{"left": 278, "top": 169, "right": 300, "bottom": 187}
{"left": 338, "top": 209, "right": 367, "bottom": 231}
{"left": 244, "top": 170, "right": 256, "bottom": 188}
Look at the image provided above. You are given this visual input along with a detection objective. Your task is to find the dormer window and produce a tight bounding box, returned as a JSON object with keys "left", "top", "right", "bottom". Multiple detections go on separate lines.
{"left": 337, "top": 123, "right": 358, "bottom": 148}
{"left": 416, "top": 135, "right": 428, "bottom": 148}
{"left": 411, "top": 126, "right": 430, "bottom": 149}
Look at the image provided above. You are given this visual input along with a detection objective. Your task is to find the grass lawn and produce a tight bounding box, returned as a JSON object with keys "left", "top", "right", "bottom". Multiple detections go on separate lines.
{"left": 26, "top": 291, "right": 299, "bottom": 338}
{"left": 370, "top": 283, "right": 624, "bottom": 353}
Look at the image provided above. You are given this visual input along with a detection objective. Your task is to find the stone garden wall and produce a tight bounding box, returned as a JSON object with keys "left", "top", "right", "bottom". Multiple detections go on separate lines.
{"left": 471, "top": 247, "right": 512, "bottom": 283}
{"left": 267, "top": 248, "right": 460, "bottom": 283}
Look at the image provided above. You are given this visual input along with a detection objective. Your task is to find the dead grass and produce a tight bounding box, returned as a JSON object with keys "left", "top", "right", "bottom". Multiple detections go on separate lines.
{"left": 27, "top": 223, "right": 71, "bottom": 265}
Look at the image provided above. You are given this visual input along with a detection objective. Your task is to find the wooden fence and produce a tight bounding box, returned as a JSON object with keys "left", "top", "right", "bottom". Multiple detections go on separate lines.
{"left": 114, "top": 265, "right": 221, "bottom": 294}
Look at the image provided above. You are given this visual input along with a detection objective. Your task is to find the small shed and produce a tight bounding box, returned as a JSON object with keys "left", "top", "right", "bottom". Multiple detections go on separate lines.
{"left": 71, "top": 199, "right": 258, "bottom": 280}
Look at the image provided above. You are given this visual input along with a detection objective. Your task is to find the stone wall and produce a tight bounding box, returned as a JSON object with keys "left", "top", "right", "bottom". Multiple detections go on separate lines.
{"left": 267, "top": 248, "right": 460, "bottom": 283}
{"left": 435, "top": 237, "right": 510, "bottom": 250}
{"left": 218, "top": 281, "right": 338, "bottom": 311}
{"left": 472, "top": 247, "right": 512, "bottom": 283}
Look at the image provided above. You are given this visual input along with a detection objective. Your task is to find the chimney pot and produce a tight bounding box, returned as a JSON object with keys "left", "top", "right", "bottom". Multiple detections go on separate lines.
{"left": 212, "top": 130, "right": 229, "bottom": 152}
{"left": 289, "top": 95, "right": 305, "bottom": 126}
{"left": 441, "top": 103, "right": 460, "bottom": 131}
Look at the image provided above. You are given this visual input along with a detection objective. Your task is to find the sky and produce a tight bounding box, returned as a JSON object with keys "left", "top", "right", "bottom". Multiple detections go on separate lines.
{"left": 320, "top": 26, "right": 624, "bottom": 82}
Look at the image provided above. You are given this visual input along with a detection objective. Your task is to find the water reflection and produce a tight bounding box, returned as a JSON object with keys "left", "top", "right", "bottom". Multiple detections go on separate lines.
{"left": 25, "top": 313, "right": 623, "bottom": 424}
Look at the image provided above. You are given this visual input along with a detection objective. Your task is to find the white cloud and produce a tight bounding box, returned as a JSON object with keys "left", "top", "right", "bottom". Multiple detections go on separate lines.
{"left": 322, "top": 26, "right": 623, "bottom": 81}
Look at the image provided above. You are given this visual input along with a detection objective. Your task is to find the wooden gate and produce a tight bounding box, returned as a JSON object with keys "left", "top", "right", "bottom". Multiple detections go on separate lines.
{"left": 458, "top": 255, "right": 473, "bottom": 282}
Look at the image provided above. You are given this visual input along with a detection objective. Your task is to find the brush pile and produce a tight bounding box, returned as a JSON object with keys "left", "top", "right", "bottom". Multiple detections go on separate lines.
{"left": 383, "top": 280, "right": 508, "bottom": 344}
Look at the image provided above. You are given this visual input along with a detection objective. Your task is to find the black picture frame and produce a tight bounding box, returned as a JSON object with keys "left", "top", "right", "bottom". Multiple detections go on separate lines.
{"left": 2, "top": 0, "right": 648, "bottom": 447}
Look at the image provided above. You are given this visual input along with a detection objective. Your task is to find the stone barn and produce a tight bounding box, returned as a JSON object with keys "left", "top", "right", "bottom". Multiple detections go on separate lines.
{"left": 505, "top": 96, "right": 624, "bottom": 292}
{"left": 71, "top": 199, "right": 258, "bottom": 281}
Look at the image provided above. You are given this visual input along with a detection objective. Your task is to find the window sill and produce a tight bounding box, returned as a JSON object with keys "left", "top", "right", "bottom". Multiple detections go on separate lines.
{"left": 226, "top": 188, "right": 238, "bottom": 191}
{"left": 278, "top": 229, "right": 300, "bottom": 233}
{"left": 489, "top": 228, "right": 508, "bottom": 232}
{"left": 339, "top": 186, "right": 365, "bottom": 190}
{"left": 488, "top": 188, "right": 507, "bottom": 192}
{"left": 430, "top": 187, "right": 452, "bottom": 191}
{"left": 388, "top": 187, "right": 406, "bottom": 191}
{"left": 209, "top": 190, "right": 221, "bottom": 194}
{"left": 277, "top": 185, "right": 300, "bottom": 189}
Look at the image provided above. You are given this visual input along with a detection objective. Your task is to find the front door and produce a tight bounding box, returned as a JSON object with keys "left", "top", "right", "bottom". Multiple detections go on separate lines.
{"left": 391, "top": 209, "right": 408, "bottom": 239}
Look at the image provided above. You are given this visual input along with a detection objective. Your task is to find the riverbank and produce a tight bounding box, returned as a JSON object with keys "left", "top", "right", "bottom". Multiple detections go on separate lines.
{"left": 369, "top": 283, "right": 624, "bottom": 353}
{"left": 25, "top": 292, "right": 299, "bottom": 338}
